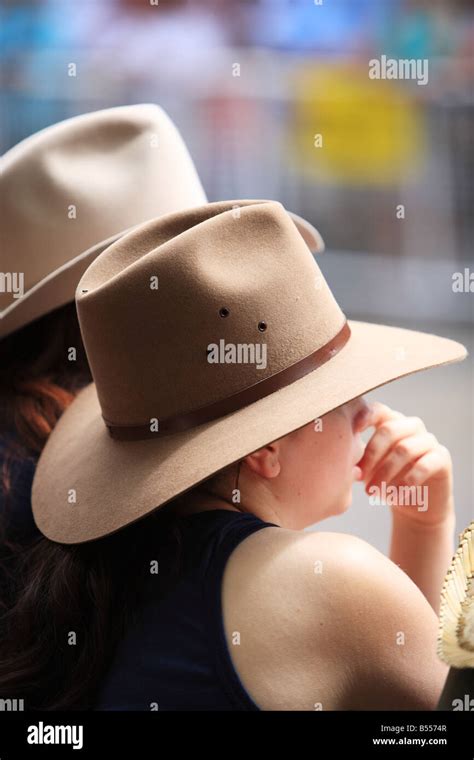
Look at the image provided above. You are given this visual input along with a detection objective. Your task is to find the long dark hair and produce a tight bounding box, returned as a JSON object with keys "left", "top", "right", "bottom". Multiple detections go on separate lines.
{"left": 0, "top": 504, "right": 186, "bottom": 710}
{"left": 0, "top": 303, "right": 99, "bottom": 708}
{"left": 0, "top": 304, "right": 200, "bottom": 709}
{"left": 0, "top": 302, "right": 91, "bottom": 507}
{"left": 0, "top": 302, "right": 92, "bottom": 607}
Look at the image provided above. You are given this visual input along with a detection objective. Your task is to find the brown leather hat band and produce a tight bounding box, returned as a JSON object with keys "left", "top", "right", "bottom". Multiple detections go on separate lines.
{"left": 104, "top": 320, "right": 351, "bottom": 440}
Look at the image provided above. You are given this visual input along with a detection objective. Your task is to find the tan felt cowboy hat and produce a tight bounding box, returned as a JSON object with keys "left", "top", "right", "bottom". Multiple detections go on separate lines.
{"left": 0, "top": 104, "right": 321, "bottom": 339}
{"left": 31, "top": 200, "right": 467, "bottom": 545}
{"left": 0, "top": 103, "right": 207, "bottom": 338}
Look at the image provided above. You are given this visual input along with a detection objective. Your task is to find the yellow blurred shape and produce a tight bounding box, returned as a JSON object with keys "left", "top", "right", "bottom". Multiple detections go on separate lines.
{"left": 290, "top": 63, "right": 425, "bottom": 184}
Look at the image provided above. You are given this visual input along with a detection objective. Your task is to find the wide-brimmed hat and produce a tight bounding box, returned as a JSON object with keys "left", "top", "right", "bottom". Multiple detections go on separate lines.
{"left": 32, "top": 200, "right": 467, "bottom": 544}
{"left": 0, "top": 103, "right": 207, "bottom": 338}
{"left": 0, "top": 105, "right": 321, "bottom": 339}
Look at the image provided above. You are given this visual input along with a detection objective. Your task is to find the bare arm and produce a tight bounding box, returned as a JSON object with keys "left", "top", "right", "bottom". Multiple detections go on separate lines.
{"left": 221, "top": 528, "right": 449, "bottom": 711}
{"left": 313, "top": 532, "right": 450, "bottom": 710}
{"left": 389, "top": 510, "right": 456, "bottom": 616}
{"left": 357, "top": 401, "right": 458, "bottom": 615}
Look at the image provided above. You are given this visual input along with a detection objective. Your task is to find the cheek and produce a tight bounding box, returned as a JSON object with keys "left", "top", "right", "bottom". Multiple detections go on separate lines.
{"left": 320, "top": 415, "right": 355, "bottom": 471}
{"left": 287, "top": 415, "right": 355, "bottom": 484}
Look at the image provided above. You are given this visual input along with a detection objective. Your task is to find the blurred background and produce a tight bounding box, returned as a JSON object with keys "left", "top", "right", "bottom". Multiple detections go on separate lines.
{"left": 1, "top": 0, "right": 472, "bottom": 550}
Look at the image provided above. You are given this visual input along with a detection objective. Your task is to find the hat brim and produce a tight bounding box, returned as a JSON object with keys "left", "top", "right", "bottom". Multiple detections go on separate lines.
{"left": 0, "top": 211, "right": 322, "bottom": 339}
{"left": 31, "top": 320, "right": 467, "bottom": 544}
{"left": 288, "top": 211, "right": 325, "bottom": 252}
{"left": 0, "top": 230, "right": 125, "bottom": 339}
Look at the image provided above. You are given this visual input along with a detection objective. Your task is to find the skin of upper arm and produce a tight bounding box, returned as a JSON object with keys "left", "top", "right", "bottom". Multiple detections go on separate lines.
{"left": 300, "top": 531, "right": 450, "bottom": 711}
{"left": 221, "top": 527, "right": 448, "bottom": 710}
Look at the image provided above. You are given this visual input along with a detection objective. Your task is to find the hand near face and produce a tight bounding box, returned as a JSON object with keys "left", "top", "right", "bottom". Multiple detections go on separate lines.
{"left": 356, "top": 401, "right": 454, "bottom": 527}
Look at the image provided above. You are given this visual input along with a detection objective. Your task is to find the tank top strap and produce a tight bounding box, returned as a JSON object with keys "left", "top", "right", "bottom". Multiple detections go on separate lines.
{"left": 197, "top": 510, "right": 279, "bottom": 710}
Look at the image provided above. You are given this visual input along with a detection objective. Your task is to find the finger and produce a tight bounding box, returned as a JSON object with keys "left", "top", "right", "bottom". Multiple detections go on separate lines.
{"left": 353, "top": 401, "right": 378, "bottom": 433}
{"left": 363, "top": 401, "right": 404, "bottom": 431}
{"left": 358, "top": 416, "right": 428, "bottom": 481}
{"left": 365, "top": 432, "right": 438, "bottom": 491}
{"left": 401, "top": 447, "right": 451, "bottom": 486}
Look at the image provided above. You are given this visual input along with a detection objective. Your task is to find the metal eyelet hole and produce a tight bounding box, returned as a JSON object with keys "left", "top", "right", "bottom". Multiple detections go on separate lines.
{"left": 219, "top": 307, "right": 230, "bottom": 318}
{"left": 258, "top": 321, "right": 267, "bottom": 332}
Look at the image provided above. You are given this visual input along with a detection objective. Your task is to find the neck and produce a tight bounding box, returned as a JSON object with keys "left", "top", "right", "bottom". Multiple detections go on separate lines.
{"left": 171, "top": 488, "right": 241, "bottom": 517}
{"left": 171, "top": 480, "right": 283, "bottom": 527}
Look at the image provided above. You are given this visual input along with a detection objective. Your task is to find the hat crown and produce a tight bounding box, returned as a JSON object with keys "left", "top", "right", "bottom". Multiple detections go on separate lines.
{"left": 77, "top": 200, "right": 345, "bottom": 429}
{"left": 0, "top": 104, "right": 206, "bottom": 316}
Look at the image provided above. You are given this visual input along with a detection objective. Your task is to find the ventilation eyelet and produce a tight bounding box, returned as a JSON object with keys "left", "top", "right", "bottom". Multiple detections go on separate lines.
{"left": 219, "top": 307, "right": 230, "bottom": 318}
{"left": 258, "top": 321, "right": 267, "bottom": 332}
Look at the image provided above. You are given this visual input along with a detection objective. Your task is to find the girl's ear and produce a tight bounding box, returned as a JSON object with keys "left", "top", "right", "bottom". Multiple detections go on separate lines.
{"left": 244, "top": 444, "right": 281, "bottom": 479}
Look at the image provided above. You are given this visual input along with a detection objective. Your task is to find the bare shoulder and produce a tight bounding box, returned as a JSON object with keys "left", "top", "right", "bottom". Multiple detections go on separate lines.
{"left": 222, "top": 524, "right": 449, "bottom": 710}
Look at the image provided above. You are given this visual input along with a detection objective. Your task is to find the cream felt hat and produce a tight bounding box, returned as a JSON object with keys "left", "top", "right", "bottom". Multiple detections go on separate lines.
{"left": 0, "top": 105, "right": 322, "bottom": 339}
{"left": 31, "top": 200, "right": 467, "bottom": 545}
{"left": 0, "top": 103, "right": 208, "bottom": 338}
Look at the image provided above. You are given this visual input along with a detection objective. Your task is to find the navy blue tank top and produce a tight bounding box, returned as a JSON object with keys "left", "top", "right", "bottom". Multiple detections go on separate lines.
{"left": 94, "top": 509, "right": 279, "bottom": 711}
